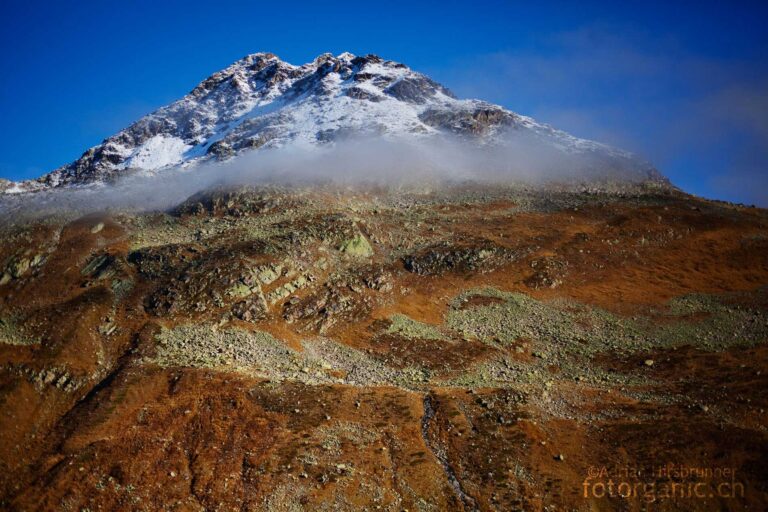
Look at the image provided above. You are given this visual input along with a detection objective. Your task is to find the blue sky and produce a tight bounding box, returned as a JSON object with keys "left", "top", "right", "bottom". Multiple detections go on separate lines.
{"left": 1, "top": 0, "right": 767, "bottom": 204}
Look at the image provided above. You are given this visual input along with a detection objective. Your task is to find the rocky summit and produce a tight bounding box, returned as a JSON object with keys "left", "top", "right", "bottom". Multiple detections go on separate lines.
{"left": 2, "top": 52, "right": 660, "bottom": 193}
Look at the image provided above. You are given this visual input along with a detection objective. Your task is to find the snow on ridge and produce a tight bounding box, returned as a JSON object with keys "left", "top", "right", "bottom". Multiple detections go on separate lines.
{"left": 119, "top": 135, "right": 192, "bottom": 171}
{"left": 6, "top": 51, "right": 659, "bottom": 192}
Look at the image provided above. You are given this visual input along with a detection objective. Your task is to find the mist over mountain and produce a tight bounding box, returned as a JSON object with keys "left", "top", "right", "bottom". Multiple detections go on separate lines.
{"left": 2, "top": 52, "right": 663, "bottom": 195}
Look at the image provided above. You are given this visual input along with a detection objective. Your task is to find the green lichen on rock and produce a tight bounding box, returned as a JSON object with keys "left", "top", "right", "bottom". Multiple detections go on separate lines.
{"left": 0, "top": 316, "right": 38, "bottom": 346}
{"left": 446, "top": 287, "right": 768, "bottom": 357}
{"left": 10, "top": 257, "right": 31, "bottom": 278}
{"left": 254, "top": 263, "right": 282, "bottom": 285}
{"left": 226, "top": 282, "right": 255, "bottom": 299}
{"left": 153, "top": 324, "right": 297, "bottom": 371}
{"left": 385, "top": 314, "right": 446, "bottom": 340}
{"left": 151, "top": 324, "right": 403, "bottom": 386}
{"left": 338, "top": 233, "right": 373, "bottom": 257}
{"left": 1, "top": 254, "right": 43, "bottom": 283}
{"left": 111, "top": 278, "right": 134, "bottom": 301}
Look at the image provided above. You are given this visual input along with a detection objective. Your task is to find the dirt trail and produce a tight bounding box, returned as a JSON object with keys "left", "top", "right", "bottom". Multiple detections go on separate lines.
{"left": 421, "top": 392, "right": 478, "bottom": 511}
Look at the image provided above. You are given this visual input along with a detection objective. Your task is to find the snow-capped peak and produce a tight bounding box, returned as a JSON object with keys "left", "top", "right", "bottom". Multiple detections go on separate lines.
{"left": 10, "top": 51, "right": 662, "bottom": 191}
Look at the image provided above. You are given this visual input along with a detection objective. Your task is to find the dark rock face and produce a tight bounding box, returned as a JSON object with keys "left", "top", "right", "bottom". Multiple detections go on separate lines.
{"left": 345, "top": 86, "right": 384, "bottom": 102}
{"left": 231, "top": 293, "right": 268, "bottom": 322}
{"left": 139, "top": 246, "right": 270, "bottom": 318}
{"left": 282, "top": 265, "right": 392, "bottom": 333}
{"left": 524, "top": 256, "right": 569, "bottom": 289}
{"left": 419, "top": 105, "right": 518, "bottom": 136}
{"left": 128, "top": 244, "right": 201, "bottom": 279}
{"left": 205, "top": 140, "right": 234, "bottom": 158}
{"left": 172, "top": 187, "right": 292, "bottom": 217}
{"left": 403, "top": 240, "right": 515, "bottom": 276}
{"left": 272, "top": 212, "right": 360, "bottom": 248}
{"left": 383, "top": 76, "right": 455, "bottom": 104}
{"left": 81, "top": 253, "right": 118, "bottom": 281}
{"left": 351, "top": 54, "right": 383, "bottom": 67}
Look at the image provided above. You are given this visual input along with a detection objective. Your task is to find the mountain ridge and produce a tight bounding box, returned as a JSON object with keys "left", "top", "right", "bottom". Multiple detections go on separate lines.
{"left": 2, "top": 51, "right": 663, "bottom": 194}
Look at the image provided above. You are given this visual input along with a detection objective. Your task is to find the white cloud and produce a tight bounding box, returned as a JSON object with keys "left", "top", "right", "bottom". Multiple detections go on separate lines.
{"left": 430, "top": 24, "right": 768, "bottom": 204}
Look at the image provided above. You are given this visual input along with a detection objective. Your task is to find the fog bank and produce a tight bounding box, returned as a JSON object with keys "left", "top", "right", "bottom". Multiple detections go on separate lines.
{"left": 0, "top": 133, "right": 659, "bottom": 221}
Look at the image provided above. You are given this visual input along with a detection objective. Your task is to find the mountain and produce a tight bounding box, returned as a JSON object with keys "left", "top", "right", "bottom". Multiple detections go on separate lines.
{"left": 4, "top": 52, "right": 662, "bottom": 193}
{"left": 4, "top": 54, "right": 768, "bottom": 512}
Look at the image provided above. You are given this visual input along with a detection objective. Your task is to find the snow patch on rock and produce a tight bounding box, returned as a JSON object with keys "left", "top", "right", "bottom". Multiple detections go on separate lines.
{"left": 121, "top": 135, "right": 192, "bottom": 170}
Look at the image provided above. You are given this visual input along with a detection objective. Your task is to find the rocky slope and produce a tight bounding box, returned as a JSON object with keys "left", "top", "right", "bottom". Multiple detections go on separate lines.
{"left": 6, "top": 52, "right": 660, "bottom": 193}
{"left": 0, "top": 183, "right": 767, "bottom": 510}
